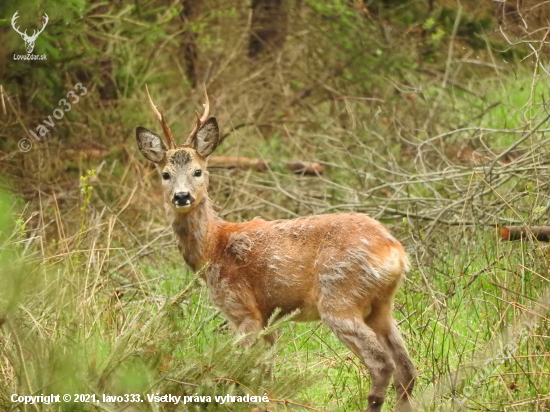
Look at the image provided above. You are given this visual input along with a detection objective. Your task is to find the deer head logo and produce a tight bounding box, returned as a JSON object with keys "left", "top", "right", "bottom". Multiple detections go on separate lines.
{"left": 11, "top": 11, "right": 49, "bottom": 54}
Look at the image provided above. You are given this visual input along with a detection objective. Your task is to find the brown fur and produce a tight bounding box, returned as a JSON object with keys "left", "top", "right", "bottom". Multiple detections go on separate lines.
{"left": 137, "top": 113, "right": 416, "bottom": 412}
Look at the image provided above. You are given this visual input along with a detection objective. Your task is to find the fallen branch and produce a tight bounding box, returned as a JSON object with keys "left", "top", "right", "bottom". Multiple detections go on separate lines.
{"left": 208, "top": 156, "right": 323, "bottom": 175}
{"left": 286, "top": 161, "right": 323, "bottom": 175}
{"left": 501, "top": 226, "right": 550, "bottom": 242}
{"left": 208, "top": 156, "right": 268, "bottom": 172}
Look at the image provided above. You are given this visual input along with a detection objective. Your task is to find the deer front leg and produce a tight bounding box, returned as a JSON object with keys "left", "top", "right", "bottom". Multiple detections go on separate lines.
{"left": 219, "top": 289, "right": 274, "bottom": 347}
{"left": 233, "top": 316, "right": 277, "bottom": 346}
{"left": 235, "top": 316, "right": 263, "bottom": 347}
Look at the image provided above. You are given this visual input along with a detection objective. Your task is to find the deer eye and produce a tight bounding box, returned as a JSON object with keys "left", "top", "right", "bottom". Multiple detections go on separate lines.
{"left": 194, "top": 169, "right": 202, "bottom": 177}
{"left": 162, "top": 172, "right": 170, "bottom": 180}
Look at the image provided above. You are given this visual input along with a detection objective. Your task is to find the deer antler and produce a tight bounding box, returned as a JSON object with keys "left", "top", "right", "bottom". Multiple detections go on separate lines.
{"left": 11, "top": 11, "right": 25, "bottom": 37}
{"left": 145, "top": 84, "right": 176, "bottom": 149}
{"left": 184, "top": 85, "right": 210, "bottom": 147}
{"left": 28, "top": 13, "right": 48, "bottom": 41}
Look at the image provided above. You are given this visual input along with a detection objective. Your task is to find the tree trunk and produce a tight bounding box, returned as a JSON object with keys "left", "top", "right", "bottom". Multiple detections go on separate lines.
{"left": 87, "top": 1, "right": 117, "bottom": 101}
{"left": 180, "top": 0, "right": 198, "bottom": 88}
{"left": 249, "top": 0, "right": 288, "bottom": 59}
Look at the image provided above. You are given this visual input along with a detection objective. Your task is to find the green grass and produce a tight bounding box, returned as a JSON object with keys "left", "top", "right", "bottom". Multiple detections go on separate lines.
{"left": 2, "top": 177, "right": 550, "bottom": 411}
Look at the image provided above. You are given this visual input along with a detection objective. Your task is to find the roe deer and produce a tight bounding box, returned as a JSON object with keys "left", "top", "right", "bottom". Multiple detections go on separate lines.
{"left": 136, "top": 86, "right": 415, "bottom": 412}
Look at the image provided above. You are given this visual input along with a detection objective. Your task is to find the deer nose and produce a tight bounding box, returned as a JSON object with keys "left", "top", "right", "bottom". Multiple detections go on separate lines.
{"left": 173, "top": 191, "right": 194, "bottom": 207}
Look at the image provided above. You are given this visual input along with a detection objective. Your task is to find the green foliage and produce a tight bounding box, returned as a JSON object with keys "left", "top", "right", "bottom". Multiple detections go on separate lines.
{"left": 3, "top": 0, "right": 191, "bottom": 111}
{"left": 303, "top": 0, "right": 416, "bottom": 93}
{"left": 80, "top": 169, "right": 95, "bottom": 209}
{"left": 0, "top": 199, "right": 318, "bottom": 411}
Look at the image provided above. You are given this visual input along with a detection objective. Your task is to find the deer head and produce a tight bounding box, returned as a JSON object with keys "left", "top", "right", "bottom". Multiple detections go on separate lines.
{"left": 11, "top": 11, "right": 49, "bottom": 54}
{"left": 136, "top": 86, "right": 219, "bottom": 213}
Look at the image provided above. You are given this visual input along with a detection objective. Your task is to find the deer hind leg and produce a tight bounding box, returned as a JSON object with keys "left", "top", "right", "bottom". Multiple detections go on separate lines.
{"left": 321, "top": 311, "right": 395, "bottom": 412}
{"left": 385, "top": 323, "right": 415, "bottom": 412}
{"left": 365, "top": 305, "right": 415, "bottom": 412}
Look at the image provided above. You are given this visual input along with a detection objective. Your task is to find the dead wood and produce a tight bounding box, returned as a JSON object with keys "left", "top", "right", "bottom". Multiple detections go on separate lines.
{"left": 286, "top": 161, "right": 323, "bottom": 175}
{"left": 208, "top": 156, "right": 323, "bottom": 175}
{"left": 501, "top": 226, "right": 550, "bottom": 242}
{"left": 208, "top": 156, "right": 268, "bottom": 171}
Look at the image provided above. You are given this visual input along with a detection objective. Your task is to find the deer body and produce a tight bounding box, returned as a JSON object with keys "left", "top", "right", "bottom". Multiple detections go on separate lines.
{"left": 137, "top": 87, "right": 415, "bottom": 412}
{"left": 171, "top": 199, "right": 406, "bottom": 323}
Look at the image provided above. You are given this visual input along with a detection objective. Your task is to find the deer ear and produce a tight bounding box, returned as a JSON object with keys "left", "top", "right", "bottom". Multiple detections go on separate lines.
{"left": 194, "top": 117, "right": 219, "bottom": 158}
{"left": 136, "top": 127, "right": 167, "bottom": 163}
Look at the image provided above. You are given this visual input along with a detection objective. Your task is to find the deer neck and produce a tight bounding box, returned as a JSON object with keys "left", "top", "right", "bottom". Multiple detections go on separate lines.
{"left": 170, "top": 196, "right": 220, "bottom": 272}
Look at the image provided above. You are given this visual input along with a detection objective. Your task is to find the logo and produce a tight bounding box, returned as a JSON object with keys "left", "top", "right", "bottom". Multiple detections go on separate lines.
{"left": 11, "top": 10, "right": 48, "bottom": 60}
